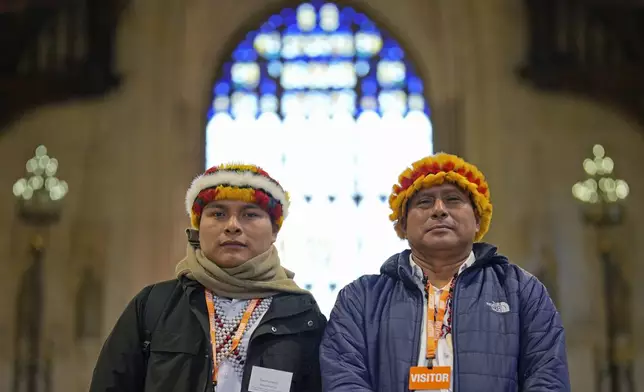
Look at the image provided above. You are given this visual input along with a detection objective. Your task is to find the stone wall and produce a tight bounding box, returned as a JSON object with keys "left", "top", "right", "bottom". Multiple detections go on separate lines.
{"left": 0, "top": 1, "right": 642, "bottom": 390}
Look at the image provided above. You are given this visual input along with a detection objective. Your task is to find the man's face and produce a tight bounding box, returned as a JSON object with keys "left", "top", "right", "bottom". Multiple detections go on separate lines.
{"left": 198, "top": 200, "right": 277, "bottom": 268}
{"left": 403, "top": 183, "right": 479, "bottom": 253}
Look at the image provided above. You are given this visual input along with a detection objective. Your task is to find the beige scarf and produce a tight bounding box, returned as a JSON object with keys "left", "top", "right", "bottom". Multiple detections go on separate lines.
{"left": 175, "top": 243, "right": 309, "bottom": 299}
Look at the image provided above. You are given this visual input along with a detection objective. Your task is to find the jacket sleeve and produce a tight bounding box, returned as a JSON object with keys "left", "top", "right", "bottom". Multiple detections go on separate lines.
{"left": 89, "top": 286, "right": 152, "bottom": 392}
{"left": 319, "top": 279, "right": 375, "bottom": 392}
{"left": 518, "top": 276, "right": 571, "bottom": 392}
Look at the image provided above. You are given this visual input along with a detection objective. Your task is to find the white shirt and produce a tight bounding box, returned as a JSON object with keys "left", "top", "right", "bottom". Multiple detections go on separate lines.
{"left": 214, "top": 298, "right": 269, "bottom": 392}
{"left": 409, "top": 252, "right": 475, "bottom": 392}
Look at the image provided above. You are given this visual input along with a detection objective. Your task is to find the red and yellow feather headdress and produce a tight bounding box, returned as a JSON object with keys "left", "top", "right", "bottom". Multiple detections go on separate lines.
{"left": 388, "top": 153, "right": 493, "bottom": 242}
{"left": 185, "top": 163, "right": 289, "bottom": 230}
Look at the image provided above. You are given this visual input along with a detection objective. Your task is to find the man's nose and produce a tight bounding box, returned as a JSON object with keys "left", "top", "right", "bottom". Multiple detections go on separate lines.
{"left": 224, "top": 215, "right": 242, "bottom": 233}
{"left": 430, "top": 199, "right": 448, "bottom": 219}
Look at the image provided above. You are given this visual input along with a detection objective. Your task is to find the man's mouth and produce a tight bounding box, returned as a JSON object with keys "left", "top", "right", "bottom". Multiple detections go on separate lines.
{"left": 428, "top": 224, "right": 452, "bottom": 232}
{"left": 221, "top": 241, "right": 246, "bottom": 247}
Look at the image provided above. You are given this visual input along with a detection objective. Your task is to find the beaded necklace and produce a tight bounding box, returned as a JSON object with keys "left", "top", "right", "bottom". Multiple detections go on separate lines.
{"left": 422, "top": 272, "right": 458, "bottom": 338}
{"left": 205, "top": 291, "right": 272, "bottom": 385}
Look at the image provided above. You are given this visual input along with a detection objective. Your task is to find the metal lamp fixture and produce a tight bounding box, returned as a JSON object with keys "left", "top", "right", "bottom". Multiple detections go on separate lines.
{"left": 11, "top": 145, "right": 68, "bottom": 392}
{"left": 12, "top": 145, "right": 68, "bottom": 225}
{"left": 572, "top": 144, "right": 631, "bottom": 392}
{"left": 572, "top": 144, "right": 629, "bottom": 225}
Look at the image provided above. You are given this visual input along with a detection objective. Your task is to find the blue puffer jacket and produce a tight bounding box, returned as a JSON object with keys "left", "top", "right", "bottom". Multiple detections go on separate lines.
{"left": 320, "top": 243, "right": 570, "bottom": 392}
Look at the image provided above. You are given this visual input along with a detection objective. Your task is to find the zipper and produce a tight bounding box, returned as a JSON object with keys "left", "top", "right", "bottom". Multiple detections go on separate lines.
{"left": 195, "top": 316, "right": 215, "bottom": 392}
{"left": 182, "top": 285, "right": 214, "bottom": 392}
{"left": 240, "top": 326, "right": 259, "bottom": 392}
{"left": 410, "top": 287, "right": 423, "bottom": 368}
{"left": 207, "top": 355, "right": 214, "bottom": 392}
{"left": 451, "top": 269, "right": 470, "bottom": 392}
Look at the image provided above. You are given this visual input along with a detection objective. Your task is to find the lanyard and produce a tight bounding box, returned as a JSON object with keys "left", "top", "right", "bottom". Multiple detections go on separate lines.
{"left": 425, "top": 284, "right": 451, "bottom": 361}
{"left": 205, "top": 290, "right": 260, "bottom": 385}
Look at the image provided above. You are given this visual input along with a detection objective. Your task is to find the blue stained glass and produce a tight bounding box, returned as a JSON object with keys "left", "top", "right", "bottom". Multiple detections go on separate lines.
{"left": 214, "top": 82, "right": 230, "bottom": 95}
{"left": 354, "top": 13, "right": 367, "bottom": 25}
{"left": 284, "top": 24, "right": 300, "bottom": 35}
{"left": 281, "top": 8, "right": 297, "bottom": 24}
{"left": 360, "top": 21, "right": 377, "bottom": 31}
{"left": 408, "top": 76, "right": 424, "bottom": 93}
{"left": 260, "top": 23, "right": 275, "bottom": 33}
{"left": 260, "top": 80, "right": 277, "bottom": 94}
{"left": 382, "top": 39, "right": 404, "bottom": 60}
{"left": 336, "top": 23, "right": 351, "bottom": 33}
{"left": 209, "top": 2, "right": 430, "bottom": 118}
{"left": 355, "top": 60, "right": 370, "bottom": 76}
{"left": 268, "top": 15, "right": 283, "bottom": 27}
{"left": 267, "top": 61, "right": 282, "bottom": 77}
{"left": 246, "top": 31, "right": 258, "bottom": 41}
{"left": 361, "top": 79, "right": 378, "bottom": 96}
{"left": 220, "top": 62, "right": 232, "bottom": 78}
{"left": 232, "top": 41, "right": 256, "bottom": 62}
{"left": 341, "top": 7, "right": 356, "bottom": 21}
{"left": 311, "top": 25, "right": 325, "bottom": 34}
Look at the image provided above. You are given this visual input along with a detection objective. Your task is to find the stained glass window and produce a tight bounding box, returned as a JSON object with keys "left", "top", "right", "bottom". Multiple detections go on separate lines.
{"left": 206, "top": 1, "right": 433, "bottom": 316}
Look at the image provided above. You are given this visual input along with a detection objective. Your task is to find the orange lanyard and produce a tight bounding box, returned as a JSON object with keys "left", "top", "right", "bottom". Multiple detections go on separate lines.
{"left": 425, "top": 284, "right": 451, "bottom": 360}
{"left": 205, "top": 290, "right": 260, "bottom": 384}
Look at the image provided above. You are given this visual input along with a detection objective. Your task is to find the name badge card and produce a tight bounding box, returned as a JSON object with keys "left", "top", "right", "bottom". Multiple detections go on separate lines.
{"left": 248, "top": 366, "right": 293, "bottom": 392}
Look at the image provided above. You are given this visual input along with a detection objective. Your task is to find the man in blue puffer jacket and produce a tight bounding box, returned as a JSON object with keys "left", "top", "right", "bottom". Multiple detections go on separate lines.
{"left": 320, "top": 152, "right": 570, "bottom": 392}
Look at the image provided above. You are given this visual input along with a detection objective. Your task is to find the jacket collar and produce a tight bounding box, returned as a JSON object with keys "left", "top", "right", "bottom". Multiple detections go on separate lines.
{"left": 180, "top": 276, "right": 320, "bottom": 323}
{"left": 380, "top": 242, "right": 508, "bottom": 289}
{"left": 409, "top": 251, "right": 475, "bottom": 283}
{"left": 262, "top": 292, "right": 320, "bottom": 324}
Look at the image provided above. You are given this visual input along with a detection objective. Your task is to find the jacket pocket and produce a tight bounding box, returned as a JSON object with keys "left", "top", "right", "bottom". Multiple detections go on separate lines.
{"left": 150, "top": 329, "right": 201, "bottom": 355}
{"left": 257, "top": 330, "right": 321, "bottom": 387}
{"left": 145, "top": 330, "right": 204, "bottom": 392}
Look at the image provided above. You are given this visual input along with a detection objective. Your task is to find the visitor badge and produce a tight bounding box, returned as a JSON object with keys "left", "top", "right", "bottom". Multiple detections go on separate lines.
{"left": 248, "top": 366, "right": 293, "bottom": 392}
{"left": 409, "top": 366, "right": 451, "bottom": 390}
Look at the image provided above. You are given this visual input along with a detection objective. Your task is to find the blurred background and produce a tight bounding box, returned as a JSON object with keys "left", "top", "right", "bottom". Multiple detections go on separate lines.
{"left": 0, "top": 0, "right": 642, "bottom": 391}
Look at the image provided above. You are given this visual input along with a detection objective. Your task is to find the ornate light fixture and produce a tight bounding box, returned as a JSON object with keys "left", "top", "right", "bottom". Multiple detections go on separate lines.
{"left": 12, "top": 145, "right": 68, "bottom": 225}
{"left": 572, "top": 144, "right": 632, "bottom": 392}
{"left": 572, "top": 144, "right": 629, "bottom": 225}
{"left": 11, "top": 146, "right": 67, "bottom": 391}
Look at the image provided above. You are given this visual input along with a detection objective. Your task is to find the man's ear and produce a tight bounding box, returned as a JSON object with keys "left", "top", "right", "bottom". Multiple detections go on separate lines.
{"left": 186, "top": 228, "right": 201, "bottom": 249}
{"left": 475, "top": 211, "right": 481, "bottom": 232}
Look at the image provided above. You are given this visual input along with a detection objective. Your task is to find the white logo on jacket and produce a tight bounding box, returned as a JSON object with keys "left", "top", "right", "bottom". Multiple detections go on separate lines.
{"left": 486, "top": 301, "right": 510, "bottom": 313}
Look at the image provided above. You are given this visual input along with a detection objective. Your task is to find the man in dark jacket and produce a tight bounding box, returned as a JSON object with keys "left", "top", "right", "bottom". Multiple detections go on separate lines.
{"left": 320, "top": 153, "right": 570, "bottom": 392}
{"left": 90, "top": 163, "right": 327, "bottom": 392}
